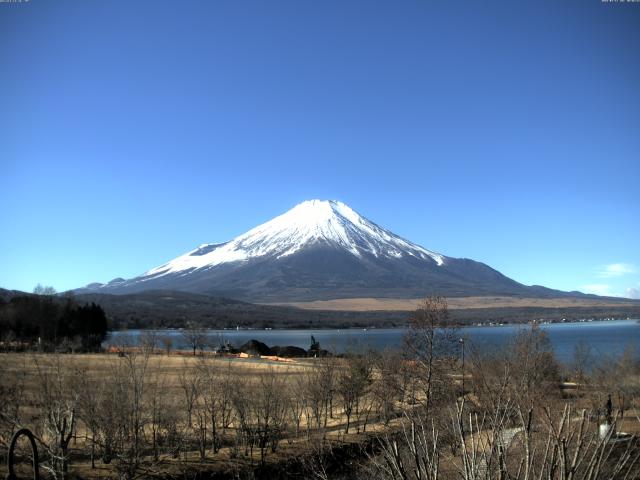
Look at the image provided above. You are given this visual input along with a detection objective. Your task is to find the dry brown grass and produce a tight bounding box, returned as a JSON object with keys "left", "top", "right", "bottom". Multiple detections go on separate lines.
{"left": 269, "top": 295, "right": 639, "bottom": 311}
{"left": 0, "top": 352, "right": 394, "bottom": 479}
{"left": 1, "top": 352, "right": 315, "bottom": 413}
{"left": 4, "top": 351, "right": 638, "bottom": 479}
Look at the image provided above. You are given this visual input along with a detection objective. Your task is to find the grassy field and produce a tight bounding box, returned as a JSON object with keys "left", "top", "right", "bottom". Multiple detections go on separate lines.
{"left": 0, "top": 351, "right": 407, "bottom": 479}
{"left": 271, "top": 295, "right": 640, "bottom": 311}
{"left": 2, "top": 343, "right": 639, "bottom": 480}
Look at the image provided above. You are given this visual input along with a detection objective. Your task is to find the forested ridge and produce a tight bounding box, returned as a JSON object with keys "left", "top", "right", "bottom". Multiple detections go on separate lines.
{"left": 1, "top": 288, "right": 639, "bottom": 336}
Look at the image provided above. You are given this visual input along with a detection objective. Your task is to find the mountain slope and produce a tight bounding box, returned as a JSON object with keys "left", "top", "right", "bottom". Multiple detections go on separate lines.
{"left": 81, "top": 200, "right": 576, "bottom": 302}
{"left": 143, "top": 199, "right": 445, "bottom": 277}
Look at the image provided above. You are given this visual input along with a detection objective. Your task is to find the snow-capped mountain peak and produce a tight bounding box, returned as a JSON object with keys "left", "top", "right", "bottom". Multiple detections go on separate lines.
{"left": 81, "top": 199, "right": 539, "bottom": 302}
{"left": 141, "top": 200, "right": 444, "bottom": 281}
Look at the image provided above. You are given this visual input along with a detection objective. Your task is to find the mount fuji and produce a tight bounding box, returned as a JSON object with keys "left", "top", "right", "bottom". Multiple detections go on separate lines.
{"left": 82, "top": 200, "right": 569, "bottom": 302}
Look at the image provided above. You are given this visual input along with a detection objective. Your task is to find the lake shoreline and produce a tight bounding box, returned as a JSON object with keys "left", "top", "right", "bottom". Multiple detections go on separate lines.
{"left": 108, "top": 315, "right": 639, "bottom": 333}
{"left": 106, "top": 319, "right": 640, "bottom": 363}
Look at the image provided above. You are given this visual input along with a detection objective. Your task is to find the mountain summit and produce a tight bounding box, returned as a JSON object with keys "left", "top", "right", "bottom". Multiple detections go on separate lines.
{"left": 83, "top": 200, "right": 562, "bottom": 301}
{"left": 144, "top": 199, "right": 445, "bottom": 278}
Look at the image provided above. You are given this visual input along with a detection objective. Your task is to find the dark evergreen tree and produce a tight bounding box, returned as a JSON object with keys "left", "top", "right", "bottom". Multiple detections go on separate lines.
{"left": 0, "top": 295, "right": 108, "bottom": 351}
{"left": 309, "top": 335, "right": 320, "bottom": 356}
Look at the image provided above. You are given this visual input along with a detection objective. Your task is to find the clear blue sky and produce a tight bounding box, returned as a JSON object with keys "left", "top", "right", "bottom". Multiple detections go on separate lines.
{"left": 1, "top": 0, "right": 638, "bottom": 298}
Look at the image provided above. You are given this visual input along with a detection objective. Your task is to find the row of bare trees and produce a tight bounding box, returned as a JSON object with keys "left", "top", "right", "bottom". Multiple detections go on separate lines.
{"left": 367, "top": 297, "right": 640, "bottom": 480}
{"left": 2, "top": 296, "right": 639, "bottom": 480}
{"left": 0, "top": 346, "right": 416, "bottom": 479}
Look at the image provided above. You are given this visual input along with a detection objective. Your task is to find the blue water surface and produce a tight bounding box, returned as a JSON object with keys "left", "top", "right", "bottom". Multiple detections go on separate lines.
{"left": 106, "top": 319, "right": 640, "bottom": 363}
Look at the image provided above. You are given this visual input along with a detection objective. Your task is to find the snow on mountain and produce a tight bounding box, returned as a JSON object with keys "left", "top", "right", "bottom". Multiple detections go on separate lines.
{"left": 82, "top": 199, "right": 545, "bottom": 301}
{"left": 140, "top": 200, "right": 445, "bottom": 281}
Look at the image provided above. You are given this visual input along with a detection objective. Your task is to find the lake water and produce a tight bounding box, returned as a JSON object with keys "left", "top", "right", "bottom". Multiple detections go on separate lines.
{"left": 106, "top": 319, "right": 640, "bottom": 363}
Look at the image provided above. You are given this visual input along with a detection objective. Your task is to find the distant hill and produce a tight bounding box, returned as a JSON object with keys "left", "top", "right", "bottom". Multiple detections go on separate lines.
{"left": 71, "top": 290, "right": 640, "bottom": 329}
{"left": 3, "top": 287, "right": 639, "bottom": 330}
{"left": 0, "top": 287, "right": 34, "bottom": 303}
{"left": 72, "top": 290, "right": 406, "bottom": 329}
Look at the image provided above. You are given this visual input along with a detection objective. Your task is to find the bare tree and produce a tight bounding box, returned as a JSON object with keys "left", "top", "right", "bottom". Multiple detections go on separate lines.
{"left": 337, "top": 353, "right": 372, "bottom": 434}
{"left": 371, "top": 415, "right": 441, "bottom": 480}
{"left": 197, "top": 358, "right": 220, "bottom": 454}
{"left": 159, "top": 335, "right": 173, "bottom": 356}
{"left": 289, "top": 373, "right": 308, "bottom": 438}
{"left": 33, "top": 355, "right": 78, "bottom": 480}
{"left": 178, "top": 361, "right": 201, "bottom": 431}
{"left": 372, "top": 397, "right": 640, "bottom": 480}
{"left": 77, "top": 368, "right": 103, "bottom": 469}
{"left": 509, "top": 325, "right": 561, "bottom": 410}
{"left": 319, "top": 360, "right": 337, "bottom": 426}
{"left": 181, "top": 323, "right": 207, "bottom": 355}
{"left": 405, "top": 296, "right": 458, "bottom": 414}
{"left": 231, "top": 368, "right": 288, "bottom": 465}
{"left": 139, "top": 330, "right": 158, "bottom": 354}
{"left": 231, "top": 376, "right": 256, "bottom": 460}
{"left": 147, "top": 369, "right": 168, "bottom": 462}
{"left": 304, "top": 364, "right": 329, "bottom": 433}
{"left": 193, "top": 381, "right": 209, "bottom": 461}
{"left": 33, "top": 284, "right": 57, "bottom": 296}
{"left": 0, "top": 360, "right": 26, "bottom": 460}
{"left": 592, "top": 345, "right": 640, "bottom": 424}
{"left": 101, "top": 349, "right": 151, "bottom": 479}
{"left": 218, "top": 360, "right": 236, "bottom": 431}
{"left": 572, "top": 339, "right": 593, "bottom": 386}
{"left": 302, "top": 437, "right": 337, "bottom": 480}
{"left": 373, "top": 349, "right": 404, "bottom": 425}
{"left": 254, "top": 368, "right": 288, "bottom": 461}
